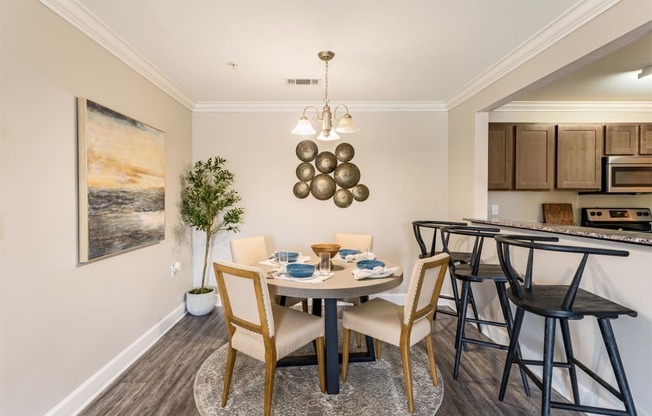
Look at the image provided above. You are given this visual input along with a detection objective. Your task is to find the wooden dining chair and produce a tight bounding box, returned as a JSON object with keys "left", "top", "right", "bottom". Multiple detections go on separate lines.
{"left": 341, "top": 253, "right": 450, "bottom": 413}
{"left": 230, "top": 235, "right": 309, "bottom": 312}
{"left": 213, "top": 260, "right": 326, "bottom": 416}
{"left": 334, "top": 232, "right": 374, "bottom": 347}
{"left": 334, "top": 232, "right": 373, "bottom": 253}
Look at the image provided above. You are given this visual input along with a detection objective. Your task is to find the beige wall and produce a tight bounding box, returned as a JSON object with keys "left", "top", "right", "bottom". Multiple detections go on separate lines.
{"left": 0, "top": 1, "right": 193, "bottom": 415}
{"left": 192, "top": 111, "right": 449, "bottom": 294}
{"left": 449, "top": 1, "right": 652, "bottom": 414}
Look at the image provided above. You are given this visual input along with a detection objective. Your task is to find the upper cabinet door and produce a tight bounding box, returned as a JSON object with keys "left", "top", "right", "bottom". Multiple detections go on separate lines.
{"left": 514, "top": 124, "right": 555, "bottom": 190}
{"left": 605, "top": 124, "right": 638, "bottom": 155}
{"left": 640, "top": 124, "right": 652, "bottom": 155}
{"left": 556, "top": 124, "right": 604, "bottom": 190}
{"left": 488, "top": 124, "right": 514, "bottom": 190}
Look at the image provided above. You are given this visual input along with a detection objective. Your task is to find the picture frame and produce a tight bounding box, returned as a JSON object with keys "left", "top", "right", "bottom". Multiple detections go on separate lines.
{"left": 77, "top": 98, "right": 165, "bottom": 263}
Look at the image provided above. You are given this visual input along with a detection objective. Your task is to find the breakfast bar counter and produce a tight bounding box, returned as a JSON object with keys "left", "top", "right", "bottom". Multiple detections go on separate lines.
{"left": 466, "top": 218, "right": 652, "bottom": 246}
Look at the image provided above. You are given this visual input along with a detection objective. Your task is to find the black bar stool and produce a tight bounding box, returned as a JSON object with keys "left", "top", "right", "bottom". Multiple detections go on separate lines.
{"left": 495, "top": 235, "right": 637, "bottom": 416}
{"left": 412, "top": 220, "right": 478, "bottom": 320}
{"left": 440, "top": 225, "right": 530, "bottom": 394}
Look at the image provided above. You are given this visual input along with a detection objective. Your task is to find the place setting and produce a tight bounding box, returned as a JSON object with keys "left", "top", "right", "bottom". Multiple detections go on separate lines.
{"left": 265, "top": 248, "right": 334, "bottom": 284}
{"left": 352, "top": 258, "right": 401, "bottom": 280}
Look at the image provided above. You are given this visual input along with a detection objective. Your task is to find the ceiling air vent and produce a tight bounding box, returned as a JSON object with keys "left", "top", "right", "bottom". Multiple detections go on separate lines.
{"left": 286, "top": 78, "right": 320, "bottom": 86}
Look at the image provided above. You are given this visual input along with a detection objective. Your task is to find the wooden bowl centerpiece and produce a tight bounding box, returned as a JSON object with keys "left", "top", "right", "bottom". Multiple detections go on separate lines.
{"left": 311, "top": 243, "right": 341, "bottom": 262}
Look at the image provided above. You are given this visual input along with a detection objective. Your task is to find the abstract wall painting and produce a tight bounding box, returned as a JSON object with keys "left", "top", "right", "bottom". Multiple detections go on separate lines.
{"left": 77, "top": 98, "right": 165, "bottom": 262}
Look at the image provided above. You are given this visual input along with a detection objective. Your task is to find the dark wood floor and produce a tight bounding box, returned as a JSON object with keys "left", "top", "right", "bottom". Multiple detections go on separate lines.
{"left": 80, "top": 306, "right": 582, "bottom": 416}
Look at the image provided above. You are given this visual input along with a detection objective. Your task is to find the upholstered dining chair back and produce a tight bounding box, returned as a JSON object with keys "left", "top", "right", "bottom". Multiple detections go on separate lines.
{"left": 230, "top": 235, "right": 268, "bottom": 266}
{"left": 403, "top": 253, "right": 449, "bottom": 326}
{"left": 335, "top": 233, "right": 373, "bottom": 251}
{"left": 214, "top": 260, "right": 275, "bottom": 339}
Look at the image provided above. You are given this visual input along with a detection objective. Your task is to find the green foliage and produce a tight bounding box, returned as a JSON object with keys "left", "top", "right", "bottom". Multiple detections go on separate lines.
{"left": 188, "top": 287, "right": 215, "bottom": 295}
{"left": 180, "top": 157, "right": 244, "bottom": 290}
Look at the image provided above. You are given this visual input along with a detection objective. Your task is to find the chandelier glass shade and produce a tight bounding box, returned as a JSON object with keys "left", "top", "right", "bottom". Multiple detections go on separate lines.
{"left": 291, "top": 51, "right": 359, "bottom": 141}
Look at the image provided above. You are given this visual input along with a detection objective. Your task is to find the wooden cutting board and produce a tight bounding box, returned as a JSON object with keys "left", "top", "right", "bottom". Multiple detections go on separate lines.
{"left": 542, "top": 203, "right": 575, "bottom": 225}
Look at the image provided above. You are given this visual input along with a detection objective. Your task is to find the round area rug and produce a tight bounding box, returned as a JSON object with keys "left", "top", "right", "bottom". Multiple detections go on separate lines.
{"left": 194, "top": 340, "right": 444, "bottom": 416}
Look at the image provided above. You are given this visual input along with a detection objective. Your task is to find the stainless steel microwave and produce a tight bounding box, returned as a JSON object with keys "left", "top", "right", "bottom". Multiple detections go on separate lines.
{"left": 603, "top": 156, "right": 652, "bottom": 193}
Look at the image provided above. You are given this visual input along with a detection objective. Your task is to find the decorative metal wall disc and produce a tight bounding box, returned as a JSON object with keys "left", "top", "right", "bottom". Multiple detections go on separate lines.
{"left": 293, "top": 181, "right": 310, "bottom": 199}
{"left": 296, "top": 140, "right": 318, "bottom": 162}
{"left": 333, "top": 189, "right": 353, "bottom": 208}
{"left": 351, "top": 184, "right": 370, "bottom": 201}
{"left": 333, "top": 162, "right": 360, "bottom": 189}
{"left": 310, "top": 174, "right": 336, "bottom": 200}
{"left": 335, "top": 143, "right": 355, "bottom": 162}
{"left": 315, "top": 151, "right": 338, "bottom": 174}
{"left": 295, "top": 162, "right": 315, "bottom": 182}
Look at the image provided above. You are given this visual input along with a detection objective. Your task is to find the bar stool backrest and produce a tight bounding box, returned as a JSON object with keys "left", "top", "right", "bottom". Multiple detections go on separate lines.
{"left": 495, "top": 235, "right": 629, "bottom": 310}
{"left": 411, "top": 220, "right": 467, "bottom": 258}
{"left": 440, "top": 225, "right": 501, "bottom": 274}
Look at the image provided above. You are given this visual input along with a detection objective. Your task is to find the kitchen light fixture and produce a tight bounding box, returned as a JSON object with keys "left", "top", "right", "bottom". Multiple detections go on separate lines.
{"left": 638, "top": 65, "right": 652, "bottom": 79}
{"left": 292, "top": 51, "right": 359, "bottom": 141}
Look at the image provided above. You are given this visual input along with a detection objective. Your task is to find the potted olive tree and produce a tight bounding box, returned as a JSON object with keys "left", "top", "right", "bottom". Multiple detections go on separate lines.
{"left": 180, "top": 156, "right": 244, "bottom": 316}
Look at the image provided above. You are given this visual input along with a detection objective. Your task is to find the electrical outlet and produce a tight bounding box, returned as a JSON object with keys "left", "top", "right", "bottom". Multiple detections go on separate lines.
{"left": 491, "top": 204, "right": 499, "bottom": 215}
{"left": 171, "top": 262, "right": 181, "bottom": 277}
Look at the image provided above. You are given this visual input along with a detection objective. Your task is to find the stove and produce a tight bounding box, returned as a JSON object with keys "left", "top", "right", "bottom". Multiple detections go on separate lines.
{"left": 580, "top": 208, "right": 652, "bottom": 232}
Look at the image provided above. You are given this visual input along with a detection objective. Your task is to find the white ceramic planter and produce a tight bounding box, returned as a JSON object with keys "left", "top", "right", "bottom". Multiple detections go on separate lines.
{"left": 186, "top": 288, "right": 216, "bottom": 316}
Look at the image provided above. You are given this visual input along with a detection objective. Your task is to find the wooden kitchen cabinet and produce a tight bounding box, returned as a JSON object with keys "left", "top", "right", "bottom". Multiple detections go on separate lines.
{"left": 640, "top": 124, "right": 652, "bottom": 155}
{"left": 488, "top": 123, "right": 514, "bottom": 190}
{"left": 556, "top": 124, "right": 603, "bottom": 190}
{"left": 514, "top": 124, "right": 555, "bottom": 190}
{"left": 605, "top": 124, "right": 638, "bottom": 155}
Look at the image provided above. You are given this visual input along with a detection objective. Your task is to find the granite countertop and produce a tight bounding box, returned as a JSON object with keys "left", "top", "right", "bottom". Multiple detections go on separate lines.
{"left": 466, "top": 218, "right": 652, "bottom": 247}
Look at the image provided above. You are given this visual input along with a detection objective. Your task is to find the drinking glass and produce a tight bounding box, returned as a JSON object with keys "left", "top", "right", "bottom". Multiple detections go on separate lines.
{"left": 278, "top": 249, "right": 288, "bottom": 276}
{"left": 319, "top": 252, "right": 331, "bottom": 275}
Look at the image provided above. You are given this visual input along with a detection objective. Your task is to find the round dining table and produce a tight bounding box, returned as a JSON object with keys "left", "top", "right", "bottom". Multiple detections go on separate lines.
{"left": 258, "top": 257, "right": 403, "bottom": 394}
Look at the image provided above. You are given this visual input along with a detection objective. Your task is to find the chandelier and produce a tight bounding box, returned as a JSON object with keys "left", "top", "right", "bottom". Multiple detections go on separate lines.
{"left": 291, "top": 51, "right": 359, "bottom": 141}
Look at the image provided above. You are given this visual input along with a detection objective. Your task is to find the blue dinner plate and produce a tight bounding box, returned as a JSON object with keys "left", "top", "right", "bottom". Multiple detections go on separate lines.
{"left": 286, "top": 263, "right": 316, "bottom": 278}
{"left": 356, "top": 259, "right": 385, "bottom": 270}
{"left": 339, "top": 249, "right": 360, "bottom": 257}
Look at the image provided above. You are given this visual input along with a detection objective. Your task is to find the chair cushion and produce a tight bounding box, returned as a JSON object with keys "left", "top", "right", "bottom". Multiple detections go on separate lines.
{"left": 231, "top": 305, "right": 324, "bottom": 361}
{"left": 342, "top": 299, "right": 432, "bottom": 347}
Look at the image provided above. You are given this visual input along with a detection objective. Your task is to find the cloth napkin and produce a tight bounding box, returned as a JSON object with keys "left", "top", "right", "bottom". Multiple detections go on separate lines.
{"left": 352, "top": 266, "right": 400, "bottom": 280}
{"left": 259, "top": 254, "right": 310, "bottom": 266}
{"left": 333, "top": 252, "right": 377, "bottom": 262}
{"left": 269, "top": 269, "right": 334, "bottom": 284}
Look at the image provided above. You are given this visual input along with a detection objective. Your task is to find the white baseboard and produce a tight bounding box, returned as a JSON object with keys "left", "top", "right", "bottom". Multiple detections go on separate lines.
{"left": 43, "top": 303, "right": 187, "bottom": 416}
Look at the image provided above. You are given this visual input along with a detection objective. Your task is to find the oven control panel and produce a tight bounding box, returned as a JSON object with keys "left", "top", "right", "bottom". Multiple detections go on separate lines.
{"left": 583, "top": 208, "right": 651, "bottom": 222}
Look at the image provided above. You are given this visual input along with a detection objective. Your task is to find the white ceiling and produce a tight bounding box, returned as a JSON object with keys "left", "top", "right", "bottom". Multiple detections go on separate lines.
{"left": 51, "top": 0, "right": 651, "bottom": 107}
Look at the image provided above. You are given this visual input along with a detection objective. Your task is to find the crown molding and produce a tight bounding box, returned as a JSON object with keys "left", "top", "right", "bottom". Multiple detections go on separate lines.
{"left": 444, "top": 0, "right": 621, "bottom": 110}
{"left": 193, "top": 101, "right": 447, "bottom": 112}
{"left": 495, "top": 101, "right": 652, "bottom": 112}
{"left": 39, "top": 0, "right": 196, "bottom": 110}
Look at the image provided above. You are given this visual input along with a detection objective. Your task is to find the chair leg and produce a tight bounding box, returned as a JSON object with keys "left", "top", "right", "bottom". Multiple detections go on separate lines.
{"left": 453, "top": 280, "right": 471, "bottom": 379}
{"left": 301, "top": 299, "right": 309, "bottom": 313}
{"left": 499, "top": 307, "right": 525, "bottom": 401}
{"left": 597, "top": 318, "right": 637, "bottom": 416}
{"left": 541, "top": 317, "right": 556, "bottom": 416}
{"left": 264, "top": 357, "right": 276, "bottom": 416}
{"left": 496, "top": 282, "right": 530, "bottom": 397}
{"left": 400, "top": 339, "right": 415, "bottom": 413}
{"left": 355, "top": 332, "right": 362, "bottom": 348}
{"left": 315, "top": 336, "right": 326, "bottom": 393}
{"left": 375, "top": 338, "right": 381, "bottom": 360}
{"left": 467, "top": 285, "right": 482, "bottom": 334}
{"left": 341, "top": 328, "right": 351, "bottom": 382}
{"left": 424, "top": 335, "right": 438, "bottom": 386}
{"left": 222, "top": 345, "right": 237, "bottom": 407}
{"left": 559, "top": 319, "right": 580, "bottom": 405}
